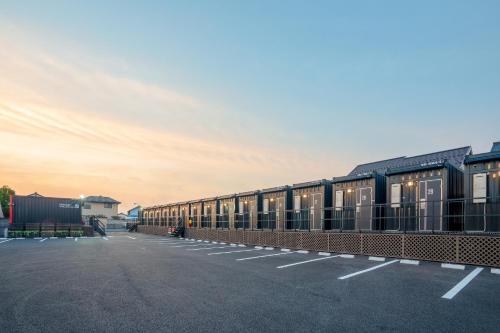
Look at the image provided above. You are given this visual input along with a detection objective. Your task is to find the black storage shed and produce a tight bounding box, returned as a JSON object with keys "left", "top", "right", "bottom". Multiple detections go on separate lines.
{"left": 385, "top": 146, "right": 471, "bottom": 232}
{"left": 201, "top": 197, "right": 218, "bottom": 229}
{"left": 260, "top": 186, "right": 292, "bottom": 231}
{"left": 291, "top": 180, "right": 332, "bottom": 231}
{"left": 332, "top": 157, "right": 406, "bottom": 231}
{"left": 464, "top": 142, "right": 500, "bottom": 232}
{"left": 11, "top": 193, "right": 82, "bottom": 225}
{"left": 189, "top": 199, "right": 203, "bottom": 228}
{"left": 236, "top": 190, "right": 261, "bottom": 229}
{"left": 217, "top": 194, "right": 237, "bottom": 229}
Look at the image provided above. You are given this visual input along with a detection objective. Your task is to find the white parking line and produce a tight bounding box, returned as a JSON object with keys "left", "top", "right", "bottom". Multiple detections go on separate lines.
{"left": 207, "top": 249, "right": 260, "bottom": 255}
{"left": 277, "top": 255, "right": 341, "bottom": 269}
{"left": 369, "top": 256, "right": 386, "bottom": 262}
{"left": 127, "top": 236, "right": 136, "bottom": 240}
{"left": 169, "top": 244, "right": 203, "bottom": 248}
{"left": 102, "top": 237, "right": 109, "bottom": 241}
{"left": 442, "top": 267, "right": 484, "bottom": 300}
{"left": 237, "top": 252, "right": 293, "bottom": 261}
{"left": 492, "top": 268, "right": 500, "bottom": 275}
{"left": 338, "top": 260, "right": 399, "bottom": 280}
{"left": 441, "top": 263, "right": 466, "bottom": 270}
{"left": 188, "top": 246, "right": 229, "bottom": 251}
{"left": 74, "top": 238, "right": 78, "bottom": 242}
{"left": 40, "top": 238, "right": 47, "bottom": 242}
{"left": 0, "top": 239, "right": 13, "bottom": 244}
{"left": 339, "top": 254, "right": 355, "bottom": 259}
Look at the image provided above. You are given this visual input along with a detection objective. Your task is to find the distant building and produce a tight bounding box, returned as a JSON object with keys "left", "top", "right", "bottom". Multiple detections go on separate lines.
{"left": 127, "top": 205, "right": 142, "bottom": 220}
{"left": 117, "top": 213, "right": 128, "bottom": 220}
{"left": 82, "top": 196, "right": 121, "bottom": 219}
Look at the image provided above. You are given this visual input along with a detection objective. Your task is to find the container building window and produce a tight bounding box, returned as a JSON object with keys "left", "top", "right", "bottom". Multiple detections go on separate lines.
{"left": 104, "top": 203, "right": 112, "bottom": 209}
{"left": 391, "top": 184, "right": 401, "bottom": 208}
{"left": 83, "top": 203, "right": 91, "bottom": 209}
{"left": 473, "top": 173, "right": 487, "bottom": 203}
{"left": 294, "top": 196, "right": 301, "bottom": 213}
{"left": 335, "top": 190, "right": 343, "bottom": 210}
{"left": 263, "top": 199, "right": 269, "bottom": 214}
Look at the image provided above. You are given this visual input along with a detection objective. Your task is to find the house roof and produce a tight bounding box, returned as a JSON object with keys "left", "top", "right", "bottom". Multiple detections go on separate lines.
{"left": 348, "top": 146, "right": 471, "bottom": 177}
{"left": 83, "top": 196, "right": 121, "bottom": 204}
{"left": 261, "top": 185, "right": 290, "bottom": 194}
{"left": 236, "top": 190, "right": 260, "bottom": 197}
{"left": 465, "top": 151, "right": 500, "bottom": 164}
{"left": 386, "top": 161, "right": 449, "bottom": 176}
{"left": 292, "top": 179, "right": 330, "bottom": 190}
{"left": 28, "top": 192, "right": 44, "bottom": 197}
{"left": 348, "top": 157, "right": 407, "bottom": 176}
{"left": 127, "top": 205, "right": 141, "bottom": 214}
{"left": 332, "top": 172, "right": 377, "bottom": 183}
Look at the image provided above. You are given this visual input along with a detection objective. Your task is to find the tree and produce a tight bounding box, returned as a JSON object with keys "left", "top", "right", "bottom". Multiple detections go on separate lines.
{"left": 0, "top": 186, "right": 15, "bottom": 218}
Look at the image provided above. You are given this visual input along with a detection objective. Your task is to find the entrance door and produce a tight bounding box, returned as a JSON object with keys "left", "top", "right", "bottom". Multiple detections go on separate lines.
{"left": 419, "top": 179, "right": 442, "bottom": 231}
{"left": 356, "top": 187, "right": 372, "bottom": 230}
{"left": 311, "top": 193, "right": 322, "bottom": 230}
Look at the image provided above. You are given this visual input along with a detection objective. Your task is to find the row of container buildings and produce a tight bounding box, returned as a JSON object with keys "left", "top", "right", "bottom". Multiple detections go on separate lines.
{"left": 141, "top": 142, "right": 500, "bottom": 233}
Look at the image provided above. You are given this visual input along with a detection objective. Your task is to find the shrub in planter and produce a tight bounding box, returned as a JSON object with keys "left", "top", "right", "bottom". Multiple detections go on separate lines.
{"left": 70, "top": 230, "right": 83, "bottom": 237}
{"left": 41, "top": 231, "right": 54, "bottom": 237}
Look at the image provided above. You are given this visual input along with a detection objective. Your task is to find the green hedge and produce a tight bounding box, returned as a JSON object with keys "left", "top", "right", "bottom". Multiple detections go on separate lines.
{"left": 8, "top": 229, "right": 85, "bottom": 238}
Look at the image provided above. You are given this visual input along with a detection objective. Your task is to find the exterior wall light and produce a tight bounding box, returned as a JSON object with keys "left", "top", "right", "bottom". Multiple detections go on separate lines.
{"left": 303, "top": 194, "right": 307, "bottom": 198}
{"left": 408, "top": 181, "right": 414, "bottom": 187}
{"left": 347, "top": 189, "right": 352, "bottom": 193}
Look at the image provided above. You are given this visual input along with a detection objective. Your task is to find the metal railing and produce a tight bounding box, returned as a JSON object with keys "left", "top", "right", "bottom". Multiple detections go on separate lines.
{"left": 137, "top": 196, "right": 500, "bottom": 234}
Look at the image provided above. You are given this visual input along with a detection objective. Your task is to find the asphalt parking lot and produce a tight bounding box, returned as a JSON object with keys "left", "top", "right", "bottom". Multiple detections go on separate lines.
{"left": 0, "top": 233, "right": 499, "bottom": 333}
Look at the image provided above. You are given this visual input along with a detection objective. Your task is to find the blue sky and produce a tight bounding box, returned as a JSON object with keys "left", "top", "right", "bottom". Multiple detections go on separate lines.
{"left": 1, "top": 1, "right": 499, "bottom": 209}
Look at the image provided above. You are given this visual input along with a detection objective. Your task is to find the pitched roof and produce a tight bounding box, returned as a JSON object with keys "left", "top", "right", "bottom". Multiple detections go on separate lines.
{"left": 83, "top": 196, "right": 121, "bottom": 204}
{"left": 127, "top": 205, "right": 141, "bottom": 214}
{"left": 292, "top": 179, "right": 330, "bottom": 189}
{"left": 348, "top": 146, "right": 471, "bottom": 176}
{"left": 396, "top": 146, "right": 471, "bottom": 170}
{"left": 464, "top": 142, "right": 500, "bottom": 164}
{"left": 348, "top": 157, "right": 407, "bottom": 176}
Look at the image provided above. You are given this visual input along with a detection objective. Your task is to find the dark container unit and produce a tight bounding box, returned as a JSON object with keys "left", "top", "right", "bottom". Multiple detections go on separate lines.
{"left": 161, "top": 205, "right": 170, "bottom": 226}
{"left": 260, "top": 186, "right": 292, "bottom": 230}
{"left": 167, "top": 204, "right": 179, "bottom": 227}
{"left": 291, "top": 180, "right": 332, "bottom": 231}
{"left": 332, "top": 157, "right": 406, "bottom": 231}
{"left": 179, "top": 202, "right": 190, "bottom": 227}
{"left": 189, "top": 199, "right": 203, "bottom": 228}
{"left": 385, "top": 146, "right": 471, "bottom": 232}
{"left": 464, "top": 142, "right": 500, "bottom": 232}
{"left": 217, "top": 194, "right": 237, "bottom": 229}
{"left": 332, "top": 173, "right": 388, "bottom": 231}
{"left": 11, "top": 194, "right": 82, "bottom": 225}
{"left": 236, "top": 190, "right": 261, "bottom": 229}
{"left": 201, "top": 197, "right": 218, "bottom": 229}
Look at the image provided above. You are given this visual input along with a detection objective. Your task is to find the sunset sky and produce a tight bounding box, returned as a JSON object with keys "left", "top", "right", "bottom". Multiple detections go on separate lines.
{"left": 1, "top": 1, "right": 499, "bottom": 212}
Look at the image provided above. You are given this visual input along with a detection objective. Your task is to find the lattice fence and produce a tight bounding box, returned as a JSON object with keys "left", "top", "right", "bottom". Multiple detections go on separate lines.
{"left": 457, "top": 236, "right": 500, "bottom": 267}
{"left": 362, "top": 234, "right": 403, "bottom": 257}
{"left": 301, "top": 233, "right": 328, "bottom": 251}
{"left": 143, "top": 227, "right": 500, "bottom": 267}
{"left": 402, "top": 235, "right": 456, "bottom": 262}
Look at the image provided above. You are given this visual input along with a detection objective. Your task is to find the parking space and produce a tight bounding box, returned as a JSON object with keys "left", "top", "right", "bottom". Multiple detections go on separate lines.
{"left": 0, "top": 232, "right": 499, "bottom": 332}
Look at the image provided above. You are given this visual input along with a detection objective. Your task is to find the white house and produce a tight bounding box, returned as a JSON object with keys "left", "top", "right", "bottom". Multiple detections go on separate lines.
{"left": 81, "top": 196, "right": 121, "bottom": 219}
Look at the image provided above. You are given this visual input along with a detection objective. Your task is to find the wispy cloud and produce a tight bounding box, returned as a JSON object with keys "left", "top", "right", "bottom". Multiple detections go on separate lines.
{"left": 0, "top": 26, "right": 344, "bottom": 210}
